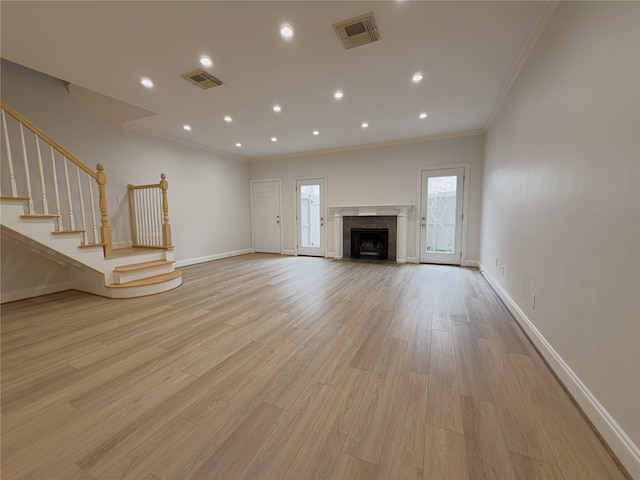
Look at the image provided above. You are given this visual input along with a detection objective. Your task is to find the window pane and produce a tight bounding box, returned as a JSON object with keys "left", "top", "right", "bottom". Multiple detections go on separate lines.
{"left": 300, "top": 185, "right": 320, "bottom": 248}
{"left": 426, "top": 176, "right": 457, "bottom": 254}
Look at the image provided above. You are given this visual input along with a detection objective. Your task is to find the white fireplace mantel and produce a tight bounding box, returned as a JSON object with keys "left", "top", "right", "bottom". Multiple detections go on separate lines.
{"left": 329, "top": 204, "right": 414, "bottom": 263}
{"left": 328, "top": 204, "right": 413, "bottom": 217}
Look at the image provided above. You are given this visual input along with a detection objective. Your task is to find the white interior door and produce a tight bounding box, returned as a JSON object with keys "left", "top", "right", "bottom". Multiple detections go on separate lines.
{"left": 297, "top": 178, "right": 325, "bottom": 257}
{"left": 252, "top": 180, "right": 281, "bottom": 254}
{"left": 420, "top": 168, "right": 464, "bottom": 265}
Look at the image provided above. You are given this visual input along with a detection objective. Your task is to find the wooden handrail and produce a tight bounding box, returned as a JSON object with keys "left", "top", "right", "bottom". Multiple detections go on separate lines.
{"left": 0, "top": 100, "right": 96, "bottom": 180}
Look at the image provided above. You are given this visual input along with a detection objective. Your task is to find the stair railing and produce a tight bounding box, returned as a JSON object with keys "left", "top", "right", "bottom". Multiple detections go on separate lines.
{"left": 0, "top": 100, "right": 112, "bottom": 257}
{"left": 128, "top": 173, "right": 172, "bottom": 249}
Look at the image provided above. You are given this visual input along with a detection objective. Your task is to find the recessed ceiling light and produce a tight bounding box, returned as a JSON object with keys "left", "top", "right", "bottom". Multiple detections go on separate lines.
{"left": 419, "top": 112, "right": 428, "bottom": 119}
{"left": 334, "top": 90, "right": 344, "bottom": 100}
{"left": 183, "top": 124, "right": 192, "bottom": 131}
{"left": 224, "top": 115, "right": 232, "bottom": 123}
{"left": 280, "top": 24, "right": 294, "bottom": 39}
{"left": 361, "top": 122, "right": 369, "bottom": 128}
{"left": 200, "top": 56, "right": 213, "bottom": 68}
{"left": 273, "top": 104, "right": 282, "bottom": 113}
{"left": 235, "top": 142, "right": 242, "bottom": 148}
{"left": 412, "top": 72, "right": 423, "bottom": 83}
{"left": 271, "top": 137, "right": 278, "bottom": 142}
{"left": 140, "top": 77, "right": 154, "bottom": 88}
{"left": 313, "top": 130, "right": 319, "bottom": 136}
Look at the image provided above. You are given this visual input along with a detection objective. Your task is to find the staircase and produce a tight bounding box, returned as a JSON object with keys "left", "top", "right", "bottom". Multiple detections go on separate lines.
{"left": 1, "top": 101, "right": 182, "bottom": 300}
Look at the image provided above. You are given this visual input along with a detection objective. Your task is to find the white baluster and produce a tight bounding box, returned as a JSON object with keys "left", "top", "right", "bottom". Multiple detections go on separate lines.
{"left": 34, "top": 137, "right": 48, "bottom": 214}
{"left": 50, "top": 147, "right": 62, "bottom": 231}
{"left": 19, "top": 123, "right": 34, "bottom": 213}
{"left": 1, "top": 109, "right": 18, "bottom": 196}
{"left": 63, "top": 157, "right": 75, "bottom": 230}
{"left": 88, "top": 176, "right": 98, "bottom": 244}
{"left": 76, "top": 166, "right": 87, "bottom": 244}
{"left": 145, "top": 188, "right": 151, "bottom": 246}
{"left": 156, "top": 188, "right": 162, "bottom": 246}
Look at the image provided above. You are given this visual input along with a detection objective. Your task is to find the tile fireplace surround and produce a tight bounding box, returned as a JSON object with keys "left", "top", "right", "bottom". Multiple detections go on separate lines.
{"left": 329, "top": 204, "right": 413, "bottom": 264}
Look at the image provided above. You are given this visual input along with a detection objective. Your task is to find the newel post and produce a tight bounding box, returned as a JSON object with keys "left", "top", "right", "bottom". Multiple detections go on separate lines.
{"left": 96, "top": 164, "right": 113, "bottom": 258}
{"left": 160, "top": 173, "right": 172, "bottom": 248}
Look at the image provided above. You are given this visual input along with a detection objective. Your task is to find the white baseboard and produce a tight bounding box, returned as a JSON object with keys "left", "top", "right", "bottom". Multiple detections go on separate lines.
{"left": 480, "top": 264, "right": 640, "bottom": 478}
{"left": 174, "top": 248, "right": 254, "bottom": 268}
{"left": 1, "top": 280, "right": 73, "bottom": 304}
{"left": 464, "top": 259, "right": 480, "bottom": 268}
{"left": 407, "top": 256, "right": 418, "bottom": 264}
{"left": 281, "top": 250, "right": 297, "bottom": 256}
{"left": 112, "top": 241, "right": 133, "bottom": 249}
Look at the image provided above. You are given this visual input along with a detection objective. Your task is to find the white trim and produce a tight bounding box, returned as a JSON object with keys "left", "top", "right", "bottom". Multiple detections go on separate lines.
{"left": 480, "top": 264, "right": 640, "bottom": 478}
{"left": 0, "top": 280, "right": 73, "bottom": 304}
{"left": 463, "top": 259, "right": 480, "bottom": 268}
{"left": 281, "top": 249, "right": 297, "bottom": 256}
{"left": 415, "top": 163, "right": 471, "bottom": 266}
{"left": 250, "top": 178, "right": 283, "bottom": 254}
{"left": 484, "top": 1, "right": 559, "bottom": 130}
{"left": 407, "top": 256, "right": 418, "bottom": 264}
{"left": 249, "top": 129, "right": 485, "bottom": 162}
{"left": 112, "top": 240, "right": 133, "bottom": 249}
{"left": 174, "top": 248, "right": 254, "bottom": 268}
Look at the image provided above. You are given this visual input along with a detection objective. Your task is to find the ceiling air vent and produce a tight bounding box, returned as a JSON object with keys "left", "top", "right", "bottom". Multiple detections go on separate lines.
{"left": 180, "top": 69, "right": 223, "bottom": 90}
{"left": 333, "top": 12, "right": 380, "bottom": 50}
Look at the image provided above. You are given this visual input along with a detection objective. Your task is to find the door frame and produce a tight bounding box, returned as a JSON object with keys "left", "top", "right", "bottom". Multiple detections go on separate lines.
{"left": 250, "top": 178, "right": 283, "bottom": 254}
{"left": 415, "top": 163, "right": 470, "bottom": 265}
{"left": 294, "top": 175, "right": 327, "bottom": 257}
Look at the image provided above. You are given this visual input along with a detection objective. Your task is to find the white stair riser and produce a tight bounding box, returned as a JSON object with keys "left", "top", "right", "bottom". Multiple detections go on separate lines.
{"left": 107, "top": 275, "right": 183, "bottom": 298}
{"left": 113, "top": 264, "right": 175, "bottom": 284}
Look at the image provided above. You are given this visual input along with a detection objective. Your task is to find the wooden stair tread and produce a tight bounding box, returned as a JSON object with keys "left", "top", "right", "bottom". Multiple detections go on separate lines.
{"left": 107, "top": 270, "right": 182, "bottom": 288}
{"left": 20, "top": 214, "right": 60, "bottom": 218}
{"left": 114, "top": 259, "right": 174, "bottom": 272}
{"left": 52, "top": 229, "right": 86, "bottom": 234}
{"left": 79, "top": 243, "right": 106, "bottom": 248}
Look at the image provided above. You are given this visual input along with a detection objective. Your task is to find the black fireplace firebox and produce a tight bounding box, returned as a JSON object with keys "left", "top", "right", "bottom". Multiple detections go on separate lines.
{"left": 351, "top": 228, "right": 389, "bottom": 260}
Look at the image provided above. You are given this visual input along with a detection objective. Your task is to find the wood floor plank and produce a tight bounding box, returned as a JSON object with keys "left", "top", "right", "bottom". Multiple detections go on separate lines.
{"left": 190, "top": 402, "right": 285, "bottom": 480}
{"left": 0, "top": 254, "right": 626, "bottom": 480}
{"left": 477, "top": 337, "right": 557, "bottom": 464}
{"left": 424, "top": 425, "right": 469, "bottom": 480}
{"left": 426, "top": 330, "right": 464, "bottom": 434}
{"left": 452, "top": 321, "right": 493, "bottom": 402}
{"left": 328, "top": 453, "right": 378, "bottom": 480}
{"left": 282, "top": 367, "right": 372, "bottom": 480}
{"left": 237, "top": 381, "right": 335, "bottom": 480}
{"left": 376, "top": 370, "right": 428, "bottom": 480}
{"left": 460, "top": 395, "right": 516, "bottom": 479}
{"left": 404, "top": 310, "right": 432, "bottom": 375}
{"left": 343, "top": 337, "right": 407, "bottom": 465}
{"left": 510, "top": 453, "right": 566, "bottom": 480}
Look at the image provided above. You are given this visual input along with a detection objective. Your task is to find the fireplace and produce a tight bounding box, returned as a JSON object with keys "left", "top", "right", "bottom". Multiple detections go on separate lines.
{"left": 342, "top": 215, "right": 397, "bottom": 261}
{"left": 351, "top": 229, "right": 389, "bottom": 260}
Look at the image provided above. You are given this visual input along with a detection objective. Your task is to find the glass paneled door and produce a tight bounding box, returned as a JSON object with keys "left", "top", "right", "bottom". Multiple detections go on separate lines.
{"left": 297, "top": 178, "right": 325, "bottom": 257}
{"left": 420, "top": 168, "right": 464, "bottom": 264}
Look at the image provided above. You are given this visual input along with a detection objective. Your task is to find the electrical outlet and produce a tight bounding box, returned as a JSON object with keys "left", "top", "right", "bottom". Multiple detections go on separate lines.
{"left": 531, "top": 294, "right": 536, "bottom": 310}
{"left": 495, "top": 257, "right": 499, "bottom": 267}
{"left": 500, "top": 265, "right": 505, "bottom": 276}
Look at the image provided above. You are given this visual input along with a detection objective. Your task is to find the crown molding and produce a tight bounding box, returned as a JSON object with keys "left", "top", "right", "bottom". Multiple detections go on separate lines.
{"left": 484, "top": 1, "right": 559, "bottom": 130}
{"left": 248, "top": 128, "right": 485, "bottom": 163}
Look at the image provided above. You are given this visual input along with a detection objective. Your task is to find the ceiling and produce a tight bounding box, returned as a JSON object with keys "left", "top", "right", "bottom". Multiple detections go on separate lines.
{"left": 1, "top": 1, "right": 547, "bottom": 160}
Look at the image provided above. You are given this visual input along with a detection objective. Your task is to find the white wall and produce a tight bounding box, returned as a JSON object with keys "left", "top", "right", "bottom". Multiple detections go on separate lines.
{"left": 1, "top": 60, "right": 252, "bottom": 265}
{"left": 1, "top": 235, "right": 72, "bottom": 302}
{"left": 480, "top": 2, "right": 639, "bottom": 474}
{"left": 249, "top": 134, "right": 484, "bottom": 263}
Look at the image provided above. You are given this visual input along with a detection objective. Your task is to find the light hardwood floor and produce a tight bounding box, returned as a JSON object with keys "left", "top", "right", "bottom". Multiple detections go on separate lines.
{"left": 1, "top": 254, "right": 628, "bottom": 479}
